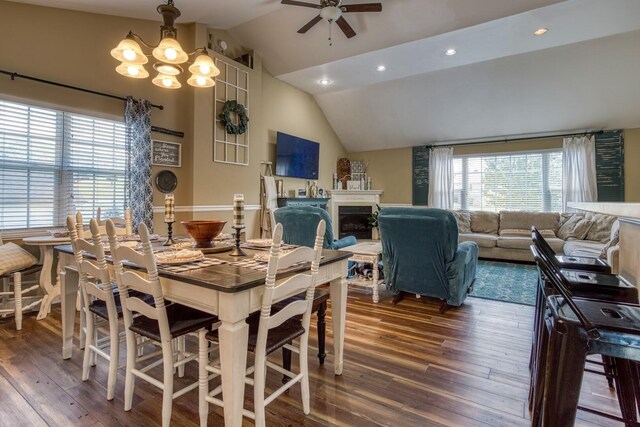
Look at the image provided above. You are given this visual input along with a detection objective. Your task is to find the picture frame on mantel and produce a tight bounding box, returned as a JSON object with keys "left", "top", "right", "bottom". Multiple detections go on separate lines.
{"left": 347, "top": 180, "right": 361, "bottom": 191}
{"left": 151, "top": 140, "right": 181, "bottom": 167}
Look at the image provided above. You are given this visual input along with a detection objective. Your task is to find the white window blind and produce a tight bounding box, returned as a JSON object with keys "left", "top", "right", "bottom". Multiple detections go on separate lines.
{"left": 0, "top": 99, "right": 127, "bottom": 230}
{"left": 453, "top": 150, "right": 563, "bottom": 212}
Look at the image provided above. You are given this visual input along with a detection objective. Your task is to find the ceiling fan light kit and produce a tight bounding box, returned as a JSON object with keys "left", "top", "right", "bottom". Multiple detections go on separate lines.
{"left": 110, "top": 0, "right": 220, "bottom": 89}
{"left": 281, "top": 0, "right": 382, "bottom": 43}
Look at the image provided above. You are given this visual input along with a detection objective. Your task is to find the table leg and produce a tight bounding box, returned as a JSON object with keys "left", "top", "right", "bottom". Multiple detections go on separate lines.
{"left": 330, "top": 260, "right": 348, "bottom": 375}
{"left": 371, "top": 255, "right": 380, "bottom": 303}
{"left": 36, "top": 246, "right": 60, "bottom": 320}
{"left": 61, "top": 266, "right": 79, "bottom": 359}
{"left": 217, "top": 292, "right": 249, "bottom": 427}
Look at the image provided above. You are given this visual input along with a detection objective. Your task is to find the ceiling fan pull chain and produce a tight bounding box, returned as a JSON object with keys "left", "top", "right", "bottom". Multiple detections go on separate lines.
{"left": 328, "top": 21, "right": 333, "bottom": 46}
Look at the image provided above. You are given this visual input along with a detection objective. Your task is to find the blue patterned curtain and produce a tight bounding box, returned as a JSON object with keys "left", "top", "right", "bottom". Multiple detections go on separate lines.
{"left": 125, "top": 97, "right": 153, "bottom": 232}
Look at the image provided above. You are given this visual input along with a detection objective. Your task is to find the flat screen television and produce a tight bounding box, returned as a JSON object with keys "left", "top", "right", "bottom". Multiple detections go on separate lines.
{"left": 275, "top": 132, "right": 319, "bottom": 179}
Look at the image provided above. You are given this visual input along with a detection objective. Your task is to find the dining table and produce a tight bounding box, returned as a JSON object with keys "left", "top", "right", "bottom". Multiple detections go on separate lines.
{"left": 55, "top": 242, "right": 352, "bottom": 427}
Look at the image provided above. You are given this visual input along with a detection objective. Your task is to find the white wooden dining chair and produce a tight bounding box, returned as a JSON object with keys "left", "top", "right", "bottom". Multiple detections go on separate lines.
{"left": 79, "top": 208, "right": 132, "bottom": 238}
{"left": 66, "top": 215, "right": 121, "bottom": 400}
{"left": 0, "top": 232, "right": 42, "bottom": 330}
{"left": 107, "top": 220, "right": 219, "bottom": 427}
{"left": 198, "top": 220, "right": 325, "bottom": 427}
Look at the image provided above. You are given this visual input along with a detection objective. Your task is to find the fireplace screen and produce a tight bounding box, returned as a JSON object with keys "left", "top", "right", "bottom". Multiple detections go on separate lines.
{"left": 338, "top": 205, "right": 372, "bottom": 239}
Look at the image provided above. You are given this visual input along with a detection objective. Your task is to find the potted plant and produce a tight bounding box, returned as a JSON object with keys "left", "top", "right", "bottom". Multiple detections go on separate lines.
{"left": 368, "top": 204, "right": 381, "bottom": 240}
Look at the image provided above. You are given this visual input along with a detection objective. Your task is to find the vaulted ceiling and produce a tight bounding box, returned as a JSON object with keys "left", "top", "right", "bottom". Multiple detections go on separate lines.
{"left": 8, "top": 0, "right": 640, "bottom": 151}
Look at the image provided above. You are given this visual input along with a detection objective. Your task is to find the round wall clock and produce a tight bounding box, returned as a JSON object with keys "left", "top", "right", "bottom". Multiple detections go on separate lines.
{"left": 155, "top": 170, "right": 178, "bottom": 193}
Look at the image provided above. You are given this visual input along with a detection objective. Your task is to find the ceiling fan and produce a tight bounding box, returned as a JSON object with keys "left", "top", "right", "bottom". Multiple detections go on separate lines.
{"left": 281, "top": 0, "right": 382, "bottom": 40}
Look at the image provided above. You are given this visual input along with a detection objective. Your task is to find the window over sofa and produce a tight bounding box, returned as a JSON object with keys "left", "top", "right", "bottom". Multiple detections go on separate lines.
{"left": 453, "top": 150, "right": 562, "bottom": 212}
{"left": 0, "top": 99, "right": 128, "bottom": 231}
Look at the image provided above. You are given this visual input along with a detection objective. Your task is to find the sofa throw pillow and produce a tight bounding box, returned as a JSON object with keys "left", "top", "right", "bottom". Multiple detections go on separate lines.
{"left": 0, "top": 243, "right": 38, "bottom": 276}
{"left": 585, "top": 213, "right": 618, "bottom": 243}
{"left": 600, "top": 227, "right": 619, "bottom": 260}
{"left": 470, "top": 211, "right": 499, "bottom": 234}
{"left": 500, "top": 229, "right": 556, "bottom": 238}
{"left": 452, "top": 211, "right": 471, "bottom": 233}
{"left": 557, "top": 215, "right": 593, "bottom": 240}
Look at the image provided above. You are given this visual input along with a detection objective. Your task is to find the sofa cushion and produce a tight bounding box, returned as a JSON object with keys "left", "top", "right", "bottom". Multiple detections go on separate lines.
{"left": 585, "top": 213, "right": 617, "bottom": 243}
{"left": 499, "top": 211, "right": 560, "bottom": 233}
{"left": 557, "top": 215, "right": 593, "bottom": 240}
{"left": 563, "top": 240, "right": 606, "bottom": 258}
{"left": 500, "top": 228, "right": 556, "bottom": 238}
{"left": 452, "top": 211, "right": 471, "bottom": 233}
{"left": 496, "top": 236, "right": 564, "bottom": 252}
{"left": 470, "top": 211, "right": 499, "bottom": 234}
{"left": 459, "top": 233, "right": 497, "bottom": 248}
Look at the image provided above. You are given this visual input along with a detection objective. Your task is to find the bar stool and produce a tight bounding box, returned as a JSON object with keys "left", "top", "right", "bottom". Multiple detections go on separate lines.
{"left": 530, "top": 228, "right": 637, "bottom": 403}
{"left": 531, "top": 247, "right": 640, "bottom": 426}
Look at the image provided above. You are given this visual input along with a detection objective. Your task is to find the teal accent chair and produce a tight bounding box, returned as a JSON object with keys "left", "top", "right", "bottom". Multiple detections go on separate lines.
{"left": 378, "top": 207, "right": 478, "bottom": 311}
{"left": 273, "top": 206, "right": 356, "bottom": 250}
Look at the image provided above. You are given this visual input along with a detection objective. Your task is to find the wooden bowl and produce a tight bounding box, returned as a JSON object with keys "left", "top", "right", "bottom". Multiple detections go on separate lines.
{"left": 181, "top": 220, "right": 227, "bottom": 248}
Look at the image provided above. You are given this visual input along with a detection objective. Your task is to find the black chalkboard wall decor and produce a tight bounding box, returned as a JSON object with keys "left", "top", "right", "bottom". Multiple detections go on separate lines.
{"left": 151, "top": 140, "right": 181, "bottom": 167}
{"left": 595, "top": 130, "right": 624, "bottom": 202}
{"left": 412, "top": 146, "right": 429, "bottom": 205}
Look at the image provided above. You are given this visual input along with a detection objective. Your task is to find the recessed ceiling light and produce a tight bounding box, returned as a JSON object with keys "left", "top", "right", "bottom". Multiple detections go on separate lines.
{"left": 376, "top": 65, "right": 386, "bottom": 72}
{"left": 445, "top": 48, "right": 457, "bottom": 56}
{"left": 534, "top": 28, "right": 548, "bottom": 36}
{"left": 318, "top": 78, "right": 332, "bottom": 86}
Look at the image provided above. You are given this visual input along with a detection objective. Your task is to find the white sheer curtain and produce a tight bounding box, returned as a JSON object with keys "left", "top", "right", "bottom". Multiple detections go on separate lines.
{"left": 428, "top": 146, "right": 454, "bottom": 209}
{"left": 562, "top": 135, "right": 598, "bottom": 212}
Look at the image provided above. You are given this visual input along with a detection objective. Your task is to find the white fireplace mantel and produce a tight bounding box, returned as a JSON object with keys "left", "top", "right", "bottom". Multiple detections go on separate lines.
{"left": 328, "top": 190, "right": 383, "bottom": 237}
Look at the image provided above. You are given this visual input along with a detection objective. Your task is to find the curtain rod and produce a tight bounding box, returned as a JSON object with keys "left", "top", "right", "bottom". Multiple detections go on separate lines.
{"left": 0, "top": 70, "right": 164, "bottom": 111}
{"left": 426, "top": 130, "right": 604, "bottom": 148}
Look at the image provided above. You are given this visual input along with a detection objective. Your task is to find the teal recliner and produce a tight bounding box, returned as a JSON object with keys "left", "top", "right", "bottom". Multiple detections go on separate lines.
{"left": 273, "top": 206, "right": 356, "bottom": 250}
{"left": 378, "top": 207, "right": 478, "bottom": 311}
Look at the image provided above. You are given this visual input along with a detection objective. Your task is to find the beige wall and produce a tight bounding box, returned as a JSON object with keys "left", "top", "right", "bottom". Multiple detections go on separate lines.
{"left": 349, "top": 131, "right": 639, "bottom": 205}
{"left": 348, "top": 148, "right": 412, "bottom": 204}
{"left": 1, "top": 1, "right": 346, "bottom": 239}
{"left": 624, "top": 128, "right": 640, "bottom": 202}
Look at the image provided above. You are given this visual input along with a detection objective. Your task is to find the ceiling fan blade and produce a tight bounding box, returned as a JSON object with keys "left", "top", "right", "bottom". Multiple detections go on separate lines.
{"left": 341, "top": 3, "right": 382, "bottom": 13}
{"left": 281, "top": 0, "right": 321, "bottom": 8}
{"left": 335, "top": 16, "right": 356, "bottom": 38}
{"left": 298, "top": 15, "right": 323, "bottom": 33}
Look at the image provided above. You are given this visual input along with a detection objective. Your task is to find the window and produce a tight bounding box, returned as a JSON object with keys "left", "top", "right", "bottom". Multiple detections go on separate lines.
{"left": 453, "top": 150, "right": 563, "bottom": 212}
{"left": 0, "top": 100, "right": 128, "bottom": 230}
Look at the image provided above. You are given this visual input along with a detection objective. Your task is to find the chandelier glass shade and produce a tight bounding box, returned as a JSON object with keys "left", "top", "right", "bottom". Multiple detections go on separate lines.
{"left": 110, "top": 0, "right": 219, "bottom": 89}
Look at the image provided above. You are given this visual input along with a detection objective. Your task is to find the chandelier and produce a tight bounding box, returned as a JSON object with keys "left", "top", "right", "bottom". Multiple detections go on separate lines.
{"left": 110, "top": 0, "right": 220, "bottom": 89}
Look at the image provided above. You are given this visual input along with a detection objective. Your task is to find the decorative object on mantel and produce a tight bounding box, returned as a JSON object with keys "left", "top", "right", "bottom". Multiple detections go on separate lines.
{"left": 350, "top": 160, "right": 368, "bottom": 190}
{"left": 163, "top": 193, "right": 176, "bottom": 246}
{"left": 219, "top": 100, "right": 249, "bottom": 135}
{"left": 308, "top": 180, "right": 318, "bottom": 198}
{"left": 347, "top": 180, "right": 361, "bottom": 191}
{"left": 230, "top": 193, "right": 247, "bottom": 256}
{"left": 337, "top": 158, "right": 350, "bottom": 189}
{"left": 110, "top": 0, "right": 220, "bottom": 89}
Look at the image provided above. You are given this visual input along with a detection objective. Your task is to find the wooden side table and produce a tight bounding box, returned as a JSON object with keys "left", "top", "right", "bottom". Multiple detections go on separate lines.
{"left": 23, "top": 235, "right": 70, "bottom": 320}
{"left": 343, "top": 241, "right": 383, "bottom": 303}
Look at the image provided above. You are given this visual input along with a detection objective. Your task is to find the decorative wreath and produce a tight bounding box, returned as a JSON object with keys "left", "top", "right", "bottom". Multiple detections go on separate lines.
{"left": 219, "top": 100, "right": 249, "bottom": 135}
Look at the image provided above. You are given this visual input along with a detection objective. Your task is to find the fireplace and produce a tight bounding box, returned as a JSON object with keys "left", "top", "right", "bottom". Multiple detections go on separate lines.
{"left": 338, "top": 205, "right": 372, "bottom": 239}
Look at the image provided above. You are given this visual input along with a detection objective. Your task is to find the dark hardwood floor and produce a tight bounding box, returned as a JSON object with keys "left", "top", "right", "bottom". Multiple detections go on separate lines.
{"left": 0, "top": 287, "right": 623, "bottom": 426}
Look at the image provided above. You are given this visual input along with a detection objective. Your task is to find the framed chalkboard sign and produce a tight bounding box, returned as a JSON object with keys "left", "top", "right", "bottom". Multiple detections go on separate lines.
{"left": 151, "top": 140, "right": 181, "bottom": 167}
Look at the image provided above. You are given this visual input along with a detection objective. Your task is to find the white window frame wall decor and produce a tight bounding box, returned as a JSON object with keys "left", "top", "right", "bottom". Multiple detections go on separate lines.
{"left": 214, "top": 57, "right": 250, "bottom": 166}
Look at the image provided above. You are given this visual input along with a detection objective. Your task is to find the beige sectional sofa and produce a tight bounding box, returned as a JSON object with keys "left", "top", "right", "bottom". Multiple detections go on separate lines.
{"left": 453, "top": 210, "right": 619, "bottom": 271}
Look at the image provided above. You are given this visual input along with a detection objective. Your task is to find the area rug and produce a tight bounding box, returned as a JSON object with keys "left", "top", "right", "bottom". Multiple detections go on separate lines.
{"left": 469, "top": 260, "right": 538, "bottom": 306}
